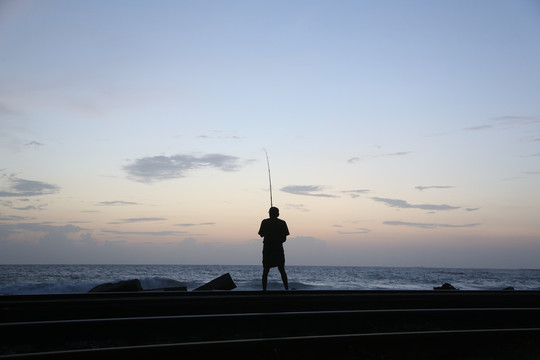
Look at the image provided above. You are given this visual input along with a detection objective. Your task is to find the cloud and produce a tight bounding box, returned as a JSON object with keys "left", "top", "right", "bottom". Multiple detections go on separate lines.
{"left": 102, "top": 229, "right": 187, "bottom": 236}
{"left": 465, "top": 208, "right": 479, "bottom": 212}
{"left": 383, "top": 221, "right": 481, "bottom": 229}
{"left": 0, "top": 215, "right": 32, "bottom": 221}
{"left": 12, "top": 204, "right": 48, "bottom": 211}
{"left": 462, "top": 125, "right": 493, "bottom": 131}
{"left": 175, "top": 222, "right": 216, "bottom": 227}
{"left": 372, "top": 197, "right": 460, "bottom": 211}
{"left": 341, "top": 189, "right": 370, "bottom": 198}
{"left": 98, "top": 201, "right": 140, "bottom": 206}
{"left": 348, "top": 151, "right": 410, "bottom": 164}
{"left": 124, "top": 153, "right": 244, "bottom": 183}
{"left": 80, "top": 232, "right": 99, "bottom": 246}
{"left": 15, "top": 223, "right": 83, "bottom": 233}
{"left": 0, "top": 219, "right": 42, "bottom": 239}
{"left": 415, "top": 185, "right": 454, "bottom": 191}
{"left": 108, "top": 217, "right": 167, "bottom": 224}
{"left": 338, "top": 228, "right": 371, "bottom": 234}
{"left": 281, "top": 185, "right": 338, "bottom": 198}
{"left": 0, "top": 200, "right": 13, "bottom": 207}
{"left": 24, "top": 141, "right": 43, "bottom": 148}
{"left": 0, "top": 176, "right": 60, "bottom": 197}
{"left": 491, "top": 115, "right": 540, "bottom": 126}
{"left": 386, "top": 152, "right": 410, "bottom": 156}
{"left": 425, "top": 115, "right": 540, "bottom": 138}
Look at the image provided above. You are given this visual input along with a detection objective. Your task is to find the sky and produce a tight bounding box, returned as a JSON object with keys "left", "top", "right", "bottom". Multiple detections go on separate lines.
{"left": 1, "top": 0, "right": 539, "bottom": 268}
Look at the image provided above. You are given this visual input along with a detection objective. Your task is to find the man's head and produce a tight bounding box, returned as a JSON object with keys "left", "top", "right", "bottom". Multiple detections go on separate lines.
{"left": 269, "top": 207, "right": 279, "bottom": 218}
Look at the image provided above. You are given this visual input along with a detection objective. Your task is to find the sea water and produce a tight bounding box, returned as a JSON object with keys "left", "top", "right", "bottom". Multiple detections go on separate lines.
{"left": 1, "top": 264, "right": 539, "bottom": 295}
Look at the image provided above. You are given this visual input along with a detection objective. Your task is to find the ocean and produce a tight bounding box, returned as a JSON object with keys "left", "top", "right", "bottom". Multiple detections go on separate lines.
{"left": 1, "top": 265, "right": 539, "bottom": 295}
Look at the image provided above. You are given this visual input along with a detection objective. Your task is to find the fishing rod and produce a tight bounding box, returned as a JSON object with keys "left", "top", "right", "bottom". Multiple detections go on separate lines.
{"left": 264, "top": 149, "right": 273, "bottom": 207}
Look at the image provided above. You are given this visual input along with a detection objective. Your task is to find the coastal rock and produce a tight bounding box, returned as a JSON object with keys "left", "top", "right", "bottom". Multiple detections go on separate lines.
{"left": 194, "top": 273, "right": 236, "bottom": 291}
{"left": 89, "top": 279, "right": 143, "bottom": 293}
{"left": 433, "top": 283, "right": 458, "bottom": 290}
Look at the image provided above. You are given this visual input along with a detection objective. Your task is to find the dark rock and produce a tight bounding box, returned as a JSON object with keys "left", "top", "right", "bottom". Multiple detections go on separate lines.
{"left": 502, "top": 286, "right": 515, "bottom": 291}
{"left": 89, "top": 279, "right": 143, "bottom": 293}
{"left": 194, "top": 273, "right": 236, "bottom": 291}
{"left": 433, "top": 283, "right": 458, "bottom": 290}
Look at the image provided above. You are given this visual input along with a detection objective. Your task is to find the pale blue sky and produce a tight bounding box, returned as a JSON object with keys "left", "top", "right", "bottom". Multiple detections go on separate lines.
{"left": 1, "top": 0, "right": 539, "bottom": 267}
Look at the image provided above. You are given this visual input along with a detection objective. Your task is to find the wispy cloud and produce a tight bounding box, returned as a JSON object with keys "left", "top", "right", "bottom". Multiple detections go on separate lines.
{"left": 415, "top": 185, "right": 454, "bottom": 191}
{"left": 386, "top": 152, "right": 411, "bottom": 157}
{"left": 338, "top": 228, "right": 371, "bottom": 234}
{"left": 460, "top": 116, "right": 540, "bottom": 133}
{"left": 0, "top": 175, "right": 60, "bottom": 197}
{"left": 12, "top": 204, "right": 48, "bottom": 211}
{"left": 109, "top": 217, "right": 167, "bottom": 224}
{"left": 0, "top": 222, "right": 84, "bottom": 240}
{"left": 465, "top": 208, "right": 479, "bottom": 212}
{"left": 426, "top": 115, "right": 540, "bottom": 138}
{"left": 491, "top": 115, "right": 540, "bottom": 126}
{"left": 462, "top": 125, "right": 493, "bottom": 131}
{"left": 16, "top": 223, "right": 83, "bottom": 233}
{"left": 281, "top": 185, "right": 338, "bottom": 198}
{"left": 102, "top": 229, "right": 186, "bottom": 236}
{"left": 24, "top": 141, "right": 43, "bottom": 147}
{"left": 384, "top": 221, "right": 481, "bottom": 229}
{"left": 98, "top": 201, "right": 140, "bottom": 206}
{"left": 0, "top": 215, "right": 33, "bottom": 221}
{"left": 341, "top": 189, "right": 370, "bottom": 198}
{"left": 175, "top": 222, "right": 216, "bottom": 227}
{"left": 124, "top": 153, "right": 245, "bottom": 183}
{"left": 348, "top": 151, "right": 410, "bottom": 164}
{"left": 372, "top": 197, "right": 460, "bottom": 211}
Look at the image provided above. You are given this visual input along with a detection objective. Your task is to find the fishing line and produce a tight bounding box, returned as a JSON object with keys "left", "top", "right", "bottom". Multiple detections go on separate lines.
{"left": 263, "top": 149, "right": 273, "bottom": 207}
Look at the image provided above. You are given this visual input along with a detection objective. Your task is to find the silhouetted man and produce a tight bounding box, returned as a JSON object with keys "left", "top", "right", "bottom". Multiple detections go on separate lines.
{"left": 258, "top": 206, "right": 289, "bottom": 291}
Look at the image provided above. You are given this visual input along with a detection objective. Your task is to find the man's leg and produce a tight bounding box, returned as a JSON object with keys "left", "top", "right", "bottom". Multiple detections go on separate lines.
{"left": 278, "top": 265, "right": 288, "bottom": 290}
{"left": 262, "top": 267, "right": 270, "bottom": 291}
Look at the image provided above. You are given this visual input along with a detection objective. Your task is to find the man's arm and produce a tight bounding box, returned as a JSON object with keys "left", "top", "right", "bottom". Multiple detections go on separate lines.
{"left": 258, "top": 220, "right": 266, "bottom": 237}
{"left": 282, "top": 220, "right": 289, "bottom": 242}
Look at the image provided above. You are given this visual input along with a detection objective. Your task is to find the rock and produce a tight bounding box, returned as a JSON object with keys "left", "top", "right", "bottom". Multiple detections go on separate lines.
{"left": 502, "top": 286, "right": 515, "bottom": 291}
{"left": 194, "top": 273, "right": 236, "bottom": 291}
{"left": 433, "top": 282, "right": 458, "bottom": 290}
{"left": 89, "top": 279, "right": 143, "bottom": 293}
